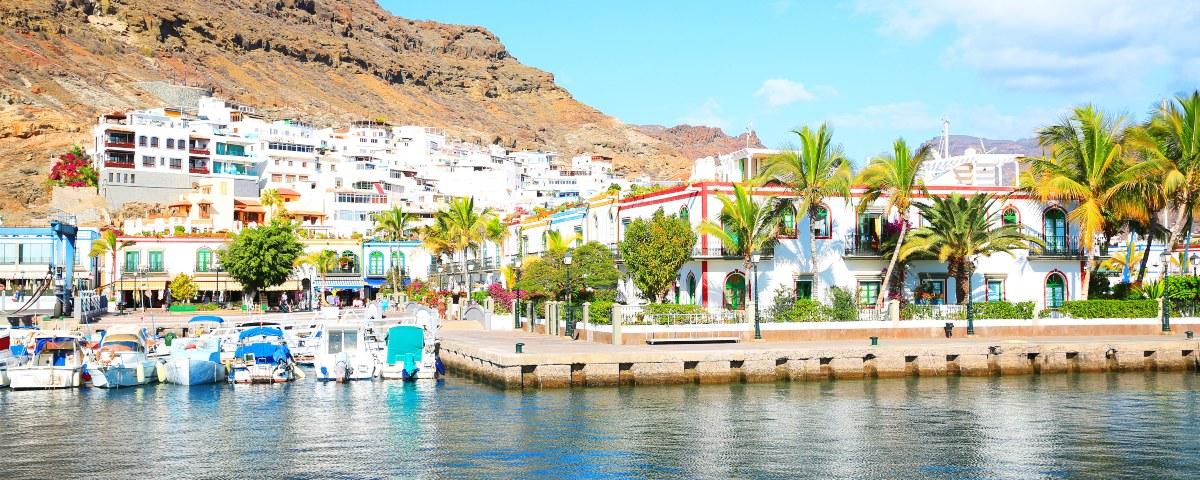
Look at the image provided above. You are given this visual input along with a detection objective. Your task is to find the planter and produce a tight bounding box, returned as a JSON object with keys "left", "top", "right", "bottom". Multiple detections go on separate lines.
{"left": 168, "top": 304, "right": 198, "bottom": 312}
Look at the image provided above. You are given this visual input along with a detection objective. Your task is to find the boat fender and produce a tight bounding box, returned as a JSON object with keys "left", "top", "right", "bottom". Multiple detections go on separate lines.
{"left": 293, "top": 365, "right": 306, "bottom": 380}
{"left": 156, "top": 362, "right": 167, "bottom": 383}
{"left": 136, "top": 363, "right": 145, "bottom": 383}
{"left": 320, "top": 366, "right": 329, "bottom": 379}
{"left": 435, "top": 357, "right": 445, "bottom": 376}
{"left": 92, "top": 367, "right": 108, "bottom": 388}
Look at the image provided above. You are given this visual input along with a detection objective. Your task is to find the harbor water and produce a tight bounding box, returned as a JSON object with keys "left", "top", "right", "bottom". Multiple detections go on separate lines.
{"left": 1, "top": 372, "right": 1198, "bottom": 479}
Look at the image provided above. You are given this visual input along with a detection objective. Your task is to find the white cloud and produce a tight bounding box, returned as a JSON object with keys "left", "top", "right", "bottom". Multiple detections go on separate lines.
{"left": 828, "top": 101, "right": 940, "bottom": 130}
{"left": 755, "top": 79, "right": 817, "bottom": 107}
{"left": 857, "top": 0, "right": 1200, "bottom": 92}
{"left": 678, "top": 98, "right": 729, "bottom": 129}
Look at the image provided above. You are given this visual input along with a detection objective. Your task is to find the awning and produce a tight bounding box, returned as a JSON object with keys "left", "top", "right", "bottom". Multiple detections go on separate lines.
{"left": 288, "top": 210, "right": 326, "bottom": 217}
{"left": 236, "top": 206, "right": 266, "bottom": 213}
{"left": 193, "top": 279, "right": 300, "bottom": 292}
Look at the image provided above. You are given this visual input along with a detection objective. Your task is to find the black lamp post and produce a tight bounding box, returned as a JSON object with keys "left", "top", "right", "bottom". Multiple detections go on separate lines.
{"left": 1161, "top": 251, "right": 1172, "bottom": 333}
{"left": 751, "top": 252, "right": 762, "bottom": 340}
{"left": 511, "top": 256, "right": 522, "bottom": 329}
{"left": 563, "top": 250, "right": 573, "bottom": 338}
{"left": 214, "top": 259, "right": 223, "bottom": 308}
{"left": 1192, "top": 254, "right": 1199, "bottom": 317}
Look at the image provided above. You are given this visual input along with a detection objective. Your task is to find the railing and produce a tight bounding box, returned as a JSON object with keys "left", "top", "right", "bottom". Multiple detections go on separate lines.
{"left": 105, "top": 140, "right": 135, "bottom": 149}
{"left": 1033, "top": 235, "right": 1082, "bottom": 257}
{"left": 902, "top": 304, "right": 966, "bottom": 320}
{"left": 189, "top": 148, "right": 210, "bottom": 155}
{"left": 691, "top": 246, "right": 774, "bottom": 259}
{"left": 844, "top": 235, "right": 884, "bottom": 257}
{"left": 105, "top": 160, "right": 135, "bottom": 169}
{"left": 642, "top": 312, "right": 747, "bottom": 343}
{"left": 638, "top": 311, "right": 744, "bottom": 326}
{"left": 189, "top": 167, "right": 210, "bottom": 174}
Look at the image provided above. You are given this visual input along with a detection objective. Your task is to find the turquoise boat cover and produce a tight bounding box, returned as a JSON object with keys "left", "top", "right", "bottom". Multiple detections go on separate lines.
{"left": 387, "top": 325, "right": 424, "bottom": 365}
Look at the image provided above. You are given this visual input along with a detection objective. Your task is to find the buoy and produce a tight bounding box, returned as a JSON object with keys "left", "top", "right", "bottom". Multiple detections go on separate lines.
{"left": 293, "top": 366, "right": 306, "bottom": 380}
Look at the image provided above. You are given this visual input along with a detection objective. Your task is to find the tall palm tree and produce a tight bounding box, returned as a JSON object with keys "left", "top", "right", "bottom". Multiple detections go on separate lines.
{"left": 435, "top": 197, "right": 494, "bottom": 294}
{"left": 372, "top": 205, "right": 413, "bottom": 289}
{"left": 545, "top": 230, "right": 579, "bottom": 254}
{"left": 295, "top": 249, "right": 338, "bottom": 306}
{"left": 698, "top": 183, "right": 787, "bottom": 309}
{"left": 857, "top": 138, "right": 931, "bottom": 305}
{"left": 89, "top": 229, "right": 133, "bottom": 297}
{"left": 260, "top": 188, "right": 286, "bottom": 223}
{"left": 1100, "top": 249, "right": 1145, "bottom": 273}
{"left": 759, "top": 123, "right": 852, "bottom": 299}
{"left": 1027, "top": 105, "right": 1145, "bottom": 299}
{"left": 899, "top": 193, "right": 1045, "bottom": 305}
{"left": 483, "top": 216, "right": 508, "bottom": 266}
{"left": 1138, "top": 91, "right": 1200, "bottom": 254}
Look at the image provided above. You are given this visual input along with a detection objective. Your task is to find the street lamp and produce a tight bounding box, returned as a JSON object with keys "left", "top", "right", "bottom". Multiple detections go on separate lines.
{"left": 214, "top": 259, "right": 223, "bottom": 308}
{"left": 1191, "top": 253, "right": 1198, "bottom": 276}
{"left": 751, "top": 252, "right": 762, "bottom": 340}
{"left": 511, "top": 256, "right": 522, "bottom": 329}
{"left": 966, "top": 254, "right": 978, "bottom": 336}
{"left": 1161, "top": 251, "right": 1172, "bottom": 333}
{"left": 563, "top": 250, "right": 573, "bottom": 338}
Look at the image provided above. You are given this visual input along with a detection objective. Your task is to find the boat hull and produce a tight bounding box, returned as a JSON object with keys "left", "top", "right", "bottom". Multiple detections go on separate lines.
{"left": 165, "top": 359, "right": 226, "bottom": 386}
{"left": 93, "top": 360, "right": 160, "bottom": 389}
{"left": 230, "top": 363, "right": 293, "bottom": 384}
{"left": 314, "top": 354, "right": 377, "bottom": 382}
{"left": 8, "top": 366, "right": 81, "bottom": 390}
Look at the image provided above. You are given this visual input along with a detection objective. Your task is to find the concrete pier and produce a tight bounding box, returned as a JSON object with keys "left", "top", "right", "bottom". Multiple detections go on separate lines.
{"left": 440, "top": 330, "right": 1200, "bottom": 389}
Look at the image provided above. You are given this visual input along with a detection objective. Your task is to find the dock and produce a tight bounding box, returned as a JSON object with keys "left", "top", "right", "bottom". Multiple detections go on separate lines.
{"left": 440, "top": 330, "right": 1200, "bottom": 389}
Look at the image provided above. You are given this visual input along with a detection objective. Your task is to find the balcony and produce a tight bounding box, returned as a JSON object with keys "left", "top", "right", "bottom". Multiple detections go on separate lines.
{"left": 105, "top": 140, "right": 135, "bottom": 149}
{"left": 692, "top": 246, "right": 774, "bottom": 259}
{"left": 843, "top": 235, "right": 885, "bottom": 258}
{"left": 189, "top": 148, "right": 210, "bottom": 155}
{"left": 1030, "top": 235, "right": 1083, "bottom": 258}
{"left": 105, "top": 160, "right": 135, "bottom": 169}
{"left": 189, "top": 167, "right": 210, "bottom": 174}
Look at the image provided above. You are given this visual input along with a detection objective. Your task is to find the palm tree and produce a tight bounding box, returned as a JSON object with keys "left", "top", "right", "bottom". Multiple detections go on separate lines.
{"left": 899, "top": 193, "right": 1045, "bottom": 305}
{"left": 1027, "top": 105, "right": 1145, "bottom": 299}
{"left": 260, "top": 188, "right": 286, "bottom": 223}
{"left": 1138, "top": 91, "right": 1200, "bottom": 254}
{"left": 698, "top": 183, "right": 788, "bottom": 309}
{"left": 435, "top": 197, "right": 495, "bottom": 295}
{"left": 1100, "top": 249, "right": 1144, "bottom": 273}
{"left": 89, "top": 229, "right": 133, "bottom": 297}
{"left": 857, "top": 138, "right": 931, "bottom": 305}
{"left": 483, "top": 216, "right": 508, "bottom": 268}
{"left": 545, "top": 230, "right": 579, "bottom": 254}
{"left": 759, "top": 123, "right": 852, "bottom": 299}
{"left": 372, "top": 205, "right": 413, "bottom": 289}
{"left": 295, "top": 249, "right": 338, "bottom": 306}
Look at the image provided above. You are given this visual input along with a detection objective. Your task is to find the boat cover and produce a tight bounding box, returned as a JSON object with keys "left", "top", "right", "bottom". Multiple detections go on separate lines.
{"left": 189, "top": 315, "right": 225, "bottom": 324}
{"left": 239, "top": 326, "right": 284, "bottom": 341}
{"left": 234, "top": 342, "right": 291, "bottom": 364}
{"left": 386, "top": 325, "right": 424, "bottom": 365}
{"left": 34, "top": 337, "right": 78, "bottom": 354}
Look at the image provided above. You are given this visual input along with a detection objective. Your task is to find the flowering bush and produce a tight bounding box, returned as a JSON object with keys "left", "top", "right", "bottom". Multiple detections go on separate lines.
{"left": 48, "top": 145, "right": 98, "bottom": 188}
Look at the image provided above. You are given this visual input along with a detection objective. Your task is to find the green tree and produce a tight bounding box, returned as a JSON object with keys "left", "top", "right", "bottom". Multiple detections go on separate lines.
{"left": 89, "top": 229, "right": 133, "bottom": 296}
{"left": 517, "top": 241, "right": 618, "bottom": 299}
{"left": 759, "top": 123, "right": 852, "bottom": 295}
{"left": 372, "top": 205, "right": 413, "bottom": 289}
{"left": 259, "top": 188, "right": 286, "bottom": 222}
{"left": 698, "top": 183, "right": 787, "bottom": 305}
{"left": 435, "top": 197, "right": 495, "bottom": 293}
{"left": 1027, "top": 105, "right": 1145, "bottom": 299}
{"left": 169, "top": 273, "right": 198, "bottom": 303}
{"left": 620, "top": 208, "right": 697, "bottom": 303}
{"left": 295, "top": 249, "right": 339, "bottom": 306}
{"left": 899, "top": 193, "right": 1045, "bottom": 305}
{"left": 857, "top": 138, "right": 931, "bottom": 304}
{"left": 1138, "top": 91, "right": 1200, "bottom": 255}
{"left": 545, "top": 230, "right": 579, "bottom": 254}
{"left": 218, "top": 222, "right": 304, "bottom": 304}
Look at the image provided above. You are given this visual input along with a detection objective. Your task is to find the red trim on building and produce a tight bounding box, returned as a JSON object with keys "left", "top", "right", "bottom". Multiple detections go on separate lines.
{"left": 701, "top": 260, "right": 708, "bottom": 308}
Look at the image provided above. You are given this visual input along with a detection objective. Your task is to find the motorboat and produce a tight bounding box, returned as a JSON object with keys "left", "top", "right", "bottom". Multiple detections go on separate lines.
{"left": 313, "top": 323, "right": 378, "bottom": 382}
{"left": 0, "top": 326, "right": 27, "bottom": 387}
{"left": 379, "top": 323, "right": 444, "bottom": 381}
{"left": 7, "top": 330, "right": 86, "bottom": 390}
{"left": 229, "top": 326, "right": 299, "bottom": 384}
{"left": 283, "top": 321, "right": 321, "bottom": 365}
{"left": 89, "top": 325, "right": 162, "bottom": 388}
{"left": 162, "top": 316, "right": 227, "bottom": 385}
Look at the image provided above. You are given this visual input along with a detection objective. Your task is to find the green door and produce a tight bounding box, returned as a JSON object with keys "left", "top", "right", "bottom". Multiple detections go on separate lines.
{"left": 724, "top": 274, "right": 746, "bottom": 310}
{"left": 1046, "top": 274, "right": 1065, "bottom": 308}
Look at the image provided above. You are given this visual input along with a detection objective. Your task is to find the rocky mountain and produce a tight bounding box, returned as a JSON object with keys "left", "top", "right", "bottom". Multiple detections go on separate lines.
{"left": 0, "top": 0, "right": 725, "bottom": 225}
{"left": 921, "top": 134, "right": 1045, "bottom": 158}
{"left": 634, "top": 124, "right": 764, "bottom": 162}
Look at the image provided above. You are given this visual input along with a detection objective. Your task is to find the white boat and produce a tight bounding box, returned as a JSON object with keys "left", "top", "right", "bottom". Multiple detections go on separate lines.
{"left": 164, "top": 316, "right": 227, "bottom": 385}
{"left": 379, "top": 323, "right": 444, "bottom": 381}
{"left": 7, "top": 330, "right": 86, "bottom": 390}
{"left": 284, "top": 321, "right": 321, "bottom": 365}
{"left": 313, "top": 323, "right": 378, "bottom": 382}
{"left": 89, "top": 325, "right": 161, "bottom": 388}
{"left": 0, "top": 327, "right": 25, "bottom": 387}
{"left": 229, "top": 326, "right": 299, "bottom": 384}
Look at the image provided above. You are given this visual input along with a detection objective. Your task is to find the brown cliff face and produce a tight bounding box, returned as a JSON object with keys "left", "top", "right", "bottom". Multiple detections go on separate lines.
{"left": 0, "top": 0, "right": 715, "bottom": 224}
{"left": 635, "top": 124, "right": 765, "bottom": 161}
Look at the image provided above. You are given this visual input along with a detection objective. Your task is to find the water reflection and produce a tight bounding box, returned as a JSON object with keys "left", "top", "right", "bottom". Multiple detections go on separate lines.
{"left": 0, "top": 372, "right": 1196, "bottom": 479}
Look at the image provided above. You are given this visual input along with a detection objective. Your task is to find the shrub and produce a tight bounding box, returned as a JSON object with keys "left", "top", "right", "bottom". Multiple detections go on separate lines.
{"left": 471, "top": 290, "right": 488, "bottom": 305}
{"left": 588, "top": 300, "right": 614, "bottom": 325}
{"left": 773, "top": 299, "right": 826, "bottom": 322}
{"left": 195, "top": 303, "right": 220, "bottom": 311}
{"left": 169, "top": 273, "right": 198, "bottom": 303}
{"left": 47, "top": 145, "right": 97, "bottom": 188}
{"left": 826, "top": 287, "right": 859, "bottom": 322}
{"left": 1055, "top": 299, "right": 1158, "bottom": 319}
{"left": 590, "top": 288, "right": 617, "bottom": 303}
{"left": 972, "top": 301, "right": 1035, "bottom": 319}
{"left": 642, "top": 303, "right": 705, "bottom": 324}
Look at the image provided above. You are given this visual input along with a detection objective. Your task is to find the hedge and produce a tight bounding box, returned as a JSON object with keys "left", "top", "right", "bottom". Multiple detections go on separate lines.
{"left": 773, "top": 299, "right": 828, "bottom": 322}
{"left": 588, "top": 301, "right": 614, "bottom": 325}
{"left": 1053, "top": 299, "right": 1159, "bottom": 319}
{"left": 643, "top": 303, "right": 705, "bottom": 316}
{"left": 972, "top": 301, "right": 1035, "bottom": 319}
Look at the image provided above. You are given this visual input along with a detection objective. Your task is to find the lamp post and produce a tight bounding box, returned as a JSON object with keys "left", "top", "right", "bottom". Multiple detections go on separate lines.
{"left": 1161, "top": 251, "right": 1172, "bottom": 333}
{"left": 751, "top": 252, "right": 762, "bottom": 340}
{"left": 966, "top": 254, "right": 978, "bottom": 336}
{"left": 563, "top": 250, "right": 573, "bottom": 338}
{"left": 214, "top": 259, "right": 223, "bottom": 308}
{"left": 511, "top": 256, "right": 522, "bottom": 329}
{"left": 1191, "top": 253, "right": 1198, "bottom": 276}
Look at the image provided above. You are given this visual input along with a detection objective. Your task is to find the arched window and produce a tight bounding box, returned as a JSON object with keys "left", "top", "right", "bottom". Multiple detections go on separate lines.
{"left": 341, "top": 250, "right": 358, "bottom": 273}
{"left": 1045, "top": 272, "right": 1066, "bottom": 309}
{"left": 391, "top": 251, "right": 405, "bottom": 273}
{"left": 166, "top": 138, "right": 175, "bottom": 149}
{"left": 679, "top": 206, "right": 690, "bottom": 222}
{"left": 196, "top": 248, "right": 212, "bottom": 272}
{"left": 1001, "top": 207, "right": 1019, "bottom": 226}
{"left": 368, "top": 251, "right": 384, "bottom": 276}
{"left": 723, "top": 273, "right": 746, "bottom": 310}
{"left": 812, "top": 205, "right": 832, "bottom": 239}
{"left": 1043, "top": 208, "right": 1068, "bottom": 253}
{"left": 779, "top": 206, "right": 797, "bottom": 237}
{"left": 687, "top": 273, "right": 697, "bottom": 305}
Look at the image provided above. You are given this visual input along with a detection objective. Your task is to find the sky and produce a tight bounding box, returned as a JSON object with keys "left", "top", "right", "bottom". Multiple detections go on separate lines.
{"left": 384, "top": 0, "right": 1200, "bottom": 162}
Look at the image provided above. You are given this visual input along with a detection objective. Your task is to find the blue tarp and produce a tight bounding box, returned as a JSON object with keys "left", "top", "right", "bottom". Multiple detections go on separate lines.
{"left": 189, "top": 315, "right": 225, "bottom": 324}
{"left": 386, "top": 325, "right": 424, "bottom": 365}
{"left": 239, "top": 326, "right": 283, "bottom": 341}
{"left": 33, "top": 337, "right": 77, "bottom": 354}
{"left": 234, "top": 342, "right": 291, "bottom": 364}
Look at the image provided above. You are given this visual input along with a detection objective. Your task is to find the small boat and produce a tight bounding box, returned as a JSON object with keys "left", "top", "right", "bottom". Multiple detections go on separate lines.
{"left": 0, "top": 326, "right": 25, "bottom": 387}
{"left": 379, "top": 324, "right": 444, "bottom": 381}
{"left": 284, "top": 321, "right": 321, "bottom": 365}
{"left": 163, "top": 316, "right": 226, "bottom": 385}
{"left": 229, "top": 326, "right": 298, "bottom": 384}
{"left": 313, "top": 323, "right": 378, "bottom": 382}
{"left": 89, "top": 325, "right": 161, "bottom": 388}
{"left": 7, "top": 330, "right": 86, "bottom": 390}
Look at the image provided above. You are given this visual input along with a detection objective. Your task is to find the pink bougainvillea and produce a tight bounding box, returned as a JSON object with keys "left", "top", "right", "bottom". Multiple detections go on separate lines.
{"left": 48, "top": 145, "right": 97, "bottom": 188}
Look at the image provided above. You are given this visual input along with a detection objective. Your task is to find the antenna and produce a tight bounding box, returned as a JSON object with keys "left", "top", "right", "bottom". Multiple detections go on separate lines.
{"left": 746, "top": 121, "right": 754, "bottom": 151}
{"left": 940, "top": 119, "right": 950, "bottom": 158}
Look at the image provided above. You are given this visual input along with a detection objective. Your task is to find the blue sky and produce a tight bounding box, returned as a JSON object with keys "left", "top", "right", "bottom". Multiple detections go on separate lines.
{"left": 384, "top": 0, "right": 1200, "bottom": 162}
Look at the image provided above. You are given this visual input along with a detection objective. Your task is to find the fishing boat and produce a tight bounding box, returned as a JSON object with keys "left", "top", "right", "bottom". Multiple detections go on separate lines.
{"left": 313, "top": 323, "right": 378, "bottom": 382}
{"left": 229, "top": 326, "right": 299, "bottom": 384}
{"left": 89, "top": 325, "right": 162, "bottom": 388}
{"left": 379, "top": 324, "right": 444, "bottom": 381}
{"left": 7, "top": 330, "right": 86, "bottom": 390}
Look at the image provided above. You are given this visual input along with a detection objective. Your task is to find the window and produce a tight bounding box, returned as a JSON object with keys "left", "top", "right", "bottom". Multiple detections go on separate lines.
{"left": 573, "top": 226, "right": 583, "bottom": 247}
{"left": 812, "top": 206, "right": 831, "bottom": 239}
{"left": 368, "top": 252, "right": 384, "bottom": 276}
{"left": 124, "top": 251, "right": 140, "bottom": 272}
{"left": 795, "top": 276, "right": 813, "bottom": 300}
{"left": 142, "top": 156, "right": 155, "bottom": 167}
{"left": 18, "top": 244, "right": 51, "bottom": 264}
{"left": 196, "top": 248, "right": 212, "bottom": 272}
{"left": 271, "top": 174, "right": 283, "bottom": 182}
{"left": 1045, "top": 273, "right": 1066, "bottom": 309}
{"left": 986, "top": 278, "right": 1004, "bottom": 302}
{"left": 1044, "top": 208, "right": 1068, "bottom": 253}
{"left": 779, "top": 206, "right": 797, "bottom": 237}
{"left": 147, "top": 251, "right": 164, "bottom": 272}
{"left": 166, "top": 139, "right": 175, "bottom": 149}
{"left": 1001, "top": 207, "right": 1018, "bottom": 226}
{"left": 340, "top": 250, "right": 358, "bottom": 273}
{"left": 917, "top": 279, "right": 946, "bottom": 305}
{"left": 138, "top": 135, "right": 147, "bottom": 146}
{"left": 178, "top": 139, "right": 186, "bottom": 150}
{"left": 0, "top": 244, "right": 17, "bottom": 264}
{"left": 324, "top": 329, "right": 360, "bottom": 355}
{"left": 169, "top": 158, "right": 182, "bottom": 169}
{"left": 679, "top": 206, "right": 689, "bottom": 222}
{"left": 687, "top": 273, "right": 697, "bottom": 305}
{"left": 857, "top": 280, "right": 881, "bottom": 306}
{"left": 856, "top": 212, "right": 883, "bottom": 253}
{"left": 150, "top": 137, "right": 158, "bottom": 147}
{"left": 391, "top": 252, "right": 405, "bottom": 274}
{"left": 723, "top": 273, "right": 746, "bottom": 310}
